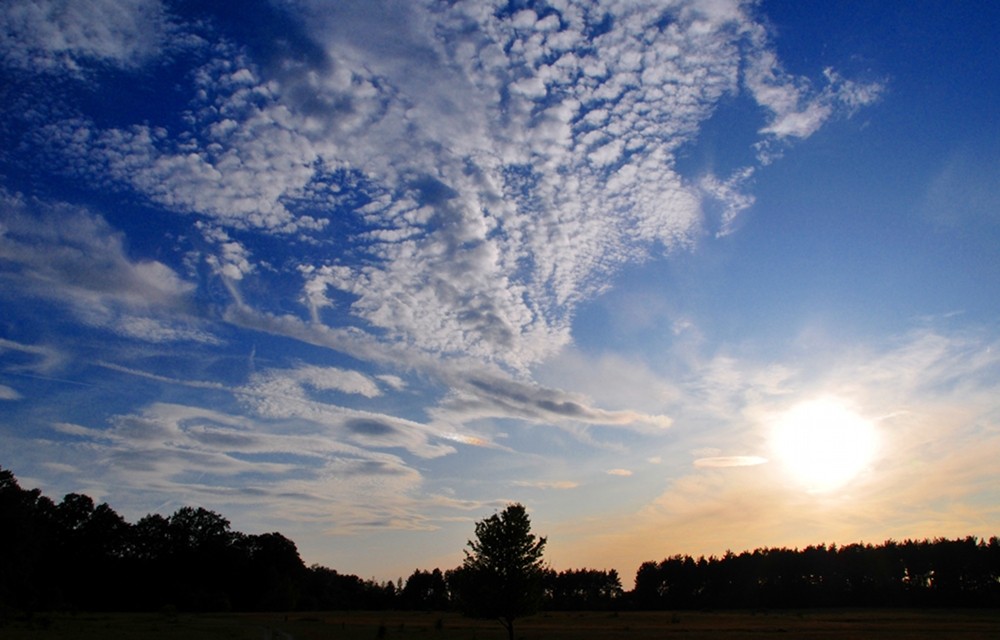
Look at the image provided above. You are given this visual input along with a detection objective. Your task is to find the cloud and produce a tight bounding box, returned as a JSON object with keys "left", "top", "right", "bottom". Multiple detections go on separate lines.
{"left": 89, "top": 58, "right": 330, "bottom": 234}
{"left": 0, "top": 337, "right": 67, "bottom": 374}
{"left": 0, "top": 384, "right": 22, "bottom": 400}
{"left": 234, "top": 365, "right": 461, "bottom": 460}
{"left": 693, "top": 456, "right": 768, "bottom": 468}
{"left": 513, "top": 480, "right": 579, "bottom": 490}
{"left": 430, "top": 369, "right": 673, "bottom": 434}
{"left": 376, "top": 374, "right": 407, "bottom": 391}
{"left": 606, "top": 468, "right": 633, "bottom": 477}
{"left": 699, "top": 167, "right": 757, "bottom": 236}
{"left": 743, "top": 29, "right": 883, "bottom": 168}
{"left": 746, "top": 48, "right": 883, "bottom": 143}
{"left": 222, "top": 298, "right": 673, "bottom": 439}
{"left": 0, "top": 1, "right": 899, "bottom": 571}
{"left": 43, "top": 401, "right": 440, "bottom": 533}
{"left": 0, "top": 0, "right": 173, "bottom": 73}
{"left": 537, "top": 348, "right": 682, "bottom": 417}
{"left": 13, "top": 1, "right": 880, "bottom": 375}
{"left": 93, "top": 358, "right": 467, "bottom": 461}
{"left": 199, "top": 224, "right": 255, "bottom": 281}
{"left": 244, "top": 364, "right": 383, "bottom": 400}
{"left": 0, "top": 189, "right": 215, "bottom": 344}
{"left": 279, "top": 0, "right": 878, "bottom": 370}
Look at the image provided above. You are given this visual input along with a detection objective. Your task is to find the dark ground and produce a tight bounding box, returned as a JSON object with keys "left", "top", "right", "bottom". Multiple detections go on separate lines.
{"left": 4, "top": 608, "right": 999, "bottom": 639}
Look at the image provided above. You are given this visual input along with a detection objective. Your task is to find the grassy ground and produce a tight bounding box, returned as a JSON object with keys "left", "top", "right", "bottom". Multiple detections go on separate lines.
{"left": 3, "top": 608, "right": 999, "bottom": 639}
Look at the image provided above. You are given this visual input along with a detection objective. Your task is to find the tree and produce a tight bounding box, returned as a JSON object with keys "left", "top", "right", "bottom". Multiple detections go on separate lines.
{"left": 166, "top": 507, "right": 239, "bottom": 610}
{"left": 545, "top": 568, "right": 623, "bottom": 610}
{"left": 401, "top": 568, "right": 449, "bottom": 610}
{"left": 451, "top": 503, "right": 547, "bottom": 640}
{"left": 242, "top": 532, "right": 307, "bottom": 610}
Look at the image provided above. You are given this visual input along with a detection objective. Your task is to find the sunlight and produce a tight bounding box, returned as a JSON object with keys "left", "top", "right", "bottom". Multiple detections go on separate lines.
{"left": 770, "top": 397, "right": 878, "bottom": 492}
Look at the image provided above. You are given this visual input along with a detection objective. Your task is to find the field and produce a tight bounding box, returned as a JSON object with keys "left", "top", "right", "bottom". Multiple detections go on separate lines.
{"left": 3, "top": 608, "right": 999, "bottom": 639}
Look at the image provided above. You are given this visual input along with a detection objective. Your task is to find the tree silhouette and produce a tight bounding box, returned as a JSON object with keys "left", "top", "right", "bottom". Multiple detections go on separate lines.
{"left": 401, "top": 568, "right": 449, "bottom": 610}
{"left": 450, "top": 503, "right": 547, "bottom": 640}
{"left": 544, "top": 568, "right": 623, "bottom": 610}
{"left": 631, "top": 537, "right": 1000, "bottom": 609}
{"left": 241, "top": 531, "right": 307, "bottom": 610}
{"left": 4, "top": 465, "right": 998, "bottom": 614}
{"left": 53, "top": 493, "right": 130, "bottom": 608}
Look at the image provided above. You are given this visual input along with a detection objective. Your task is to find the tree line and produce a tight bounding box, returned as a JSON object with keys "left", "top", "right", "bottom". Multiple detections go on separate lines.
{"left": 0, "top": 467, "right": 617, "bottom": 615}
{"left": 2, "top": 466, "right": 997, "bottom": 616}
{"left": 634, "top": 536, "right": 1000, "bottom": 609}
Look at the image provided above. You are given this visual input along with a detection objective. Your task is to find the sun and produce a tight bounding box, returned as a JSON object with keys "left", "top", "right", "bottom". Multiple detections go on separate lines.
{"left": 770, "top": 397, "right": 878, "bottom": 492}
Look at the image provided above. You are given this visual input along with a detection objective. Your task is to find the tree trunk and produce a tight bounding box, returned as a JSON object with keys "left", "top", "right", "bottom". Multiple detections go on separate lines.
{"left": 501, "top": 616, "right": 515, "bottom": 640}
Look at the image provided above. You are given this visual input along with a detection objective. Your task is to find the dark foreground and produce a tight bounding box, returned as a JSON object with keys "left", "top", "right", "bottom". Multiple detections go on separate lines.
{"left": 4, "top": 609, "right": 999, "bottom": 639}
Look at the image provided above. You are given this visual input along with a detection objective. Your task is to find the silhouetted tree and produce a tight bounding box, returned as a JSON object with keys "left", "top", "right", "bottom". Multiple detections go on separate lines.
{"left": 544, "top": 568, "right": 623, "bottom": 610}
{"left": 4, "top": 465, "right": 998, "bottom": 614}
{"left": 633, "top": 536, "right": 1000, "bottom": 610}
{"left": 401, "top": 568, "right": 449, "bottom": 610}
{"left": 301, "top": 565, "right": 398, "bottom": 610}
{"left": 0, "top": 467, "right": 58, "bottom": 609}
{"left": 450, "top": 503, "right": 547, "bottom": 640}
{"left": 52, "top": 493, "right": 130, "bottom": 608}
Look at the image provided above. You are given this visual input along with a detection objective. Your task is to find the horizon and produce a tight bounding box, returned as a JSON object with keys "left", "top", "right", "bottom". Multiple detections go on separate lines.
{"left": 4, "top": 461, "right": 997, "bottom": 584}
{"left": 1, "top": 0, "right": 998, "bottom": 583}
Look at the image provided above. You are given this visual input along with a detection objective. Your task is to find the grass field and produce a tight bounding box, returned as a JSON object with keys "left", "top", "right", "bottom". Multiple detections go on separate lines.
{"left": 3, "top": 608, "right": 999, "bottom": 639}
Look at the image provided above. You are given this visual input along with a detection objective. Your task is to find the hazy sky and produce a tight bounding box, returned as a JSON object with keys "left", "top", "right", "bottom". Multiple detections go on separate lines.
{"left": 2, "top": 0, "right": 998, "bottom": 581}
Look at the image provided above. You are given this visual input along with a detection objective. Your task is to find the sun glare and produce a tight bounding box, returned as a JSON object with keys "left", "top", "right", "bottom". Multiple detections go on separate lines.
{"left": 770, "top": 397, "right": 878, "bottom": 493}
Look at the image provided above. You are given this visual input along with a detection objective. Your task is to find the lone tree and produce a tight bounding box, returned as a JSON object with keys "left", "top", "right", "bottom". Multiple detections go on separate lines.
{"left": 450, "top": 503, "right": 547, "bottom": 640}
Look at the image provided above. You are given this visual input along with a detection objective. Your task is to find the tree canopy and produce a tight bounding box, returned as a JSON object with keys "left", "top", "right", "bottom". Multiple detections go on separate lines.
{"left": 450, "top": 503, "right": 547, "bottom": 640}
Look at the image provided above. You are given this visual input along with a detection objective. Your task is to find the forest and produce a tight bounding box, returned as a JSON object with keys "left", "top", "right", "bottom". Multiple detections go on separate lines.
{"left": 2, "top": 466, "right": 998, "bottom": 614}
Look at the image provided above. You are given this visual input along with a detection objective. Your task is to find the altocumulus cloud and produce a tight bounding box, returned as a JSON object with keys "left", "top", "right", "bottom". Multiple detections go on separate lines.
{"left": 6, "top": 0, "right": 880, "bottom": 372}
{"left": 0, "top": 0, "right": 174, "bottom": 73}
{"left": 0, "top": 0, "right": 885, "bottom": 561}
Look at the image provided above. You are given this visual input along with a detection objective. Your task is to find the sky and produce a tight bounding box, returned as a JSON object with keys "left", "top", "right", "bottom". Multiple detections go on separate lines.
{"left": 1, "top": 0, "right": 998, "bottom": 583}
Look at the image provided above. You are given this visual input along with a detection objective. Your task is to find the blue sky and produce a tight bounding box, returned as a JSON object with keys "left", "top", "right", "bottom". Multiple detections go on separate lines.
{"left": 1, "top": 0, "right": 998, "bottom": 581}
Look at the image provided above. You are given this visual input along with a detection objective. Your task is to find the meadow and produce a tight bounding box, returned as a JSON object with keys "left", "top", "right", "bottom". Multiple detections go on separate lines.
{"left": 4, "top": 609, "right": 999, "bottom": 639}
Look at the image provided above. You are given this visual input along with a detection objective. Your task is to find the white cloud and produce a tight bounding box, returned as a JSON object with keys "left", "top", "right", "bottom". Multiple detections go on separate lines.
{"left": 199, "top": 224, "right": 255, "bottom": 281}
{"left": 275, "top": 0, "right": 878, "bottom": 371}
{"left": 513, "top": 479, "right": 579, "bottom": 490}
{"left": 243, "top": 364, "right": 381, "bottom": 401}
{"left": 93, "top": 57, "right": 329, "bottom": 233}
{"left": 0, "top": 189, "right": 214, "bottom": 343}
{"left": 112, "top": 316, "right": 220, "bottom": 344}
{"left": 606, "top": 468, "right": 633, "bottom": 477}
{"left": 0, "top": 337, "right": 66, "bottom": 374}
{"left": 0, "top": 384, "right": 22, "bottom": 400}
{"left": 39, "top": 401, "right": 444, "bottom": 533}
{"left": 237, "top": 367, "right": 457, "bottom": 460}
{"left": 693, "top": 456, "right": 768, "bottom": 468}
{"left": 0, "top": 0, "right": 172, "bottom": 73}
{"left": 699, "top": 167, "right": 757, "bottom": 236}
{"left": 17, "top": 1, "right": 880, "bottom": 374}
{"left": 221, "top": 299, "right": 669, "bottom": 443}
{"left": 745, "top": 32, "right": 883, "bottom": 150}
{"left": 429, "top": 367, "right": 674, "bottom": 435}
{"left": 376, "top": 374, "right": 407, "bottom": 391}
